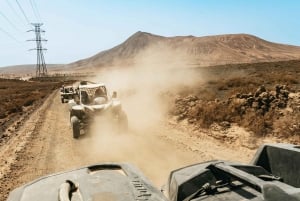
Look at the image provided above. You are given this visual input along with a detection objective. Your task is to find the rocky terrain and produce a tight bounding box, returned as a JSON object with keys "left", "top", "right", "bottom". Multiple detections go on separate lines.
{"left": 169, "top": 60, "right": 300, "bottom": 143}
{"left": 172, "top": 85, "right": 300, "bottom": 138}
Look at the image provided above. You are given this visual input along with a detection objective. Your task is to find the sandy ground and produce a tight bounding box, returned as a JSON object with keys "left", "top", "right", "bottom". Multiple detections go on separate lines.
{"left": 0, "top": 90, "right": 256, "bottom": 201}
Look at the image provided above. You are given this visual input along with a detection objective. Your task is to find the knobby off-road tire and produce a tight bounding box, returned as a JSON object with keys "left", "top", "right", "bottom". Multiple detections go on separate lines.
{"left": 71, "top": 116, "right": 80, "bottom": 139}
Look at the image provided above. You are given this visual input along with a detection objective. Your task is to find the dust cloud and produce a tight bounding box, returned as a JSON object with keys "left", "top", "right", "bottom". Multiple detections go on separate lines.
{"left": 94, "top": 43, "right": 202, "bottom": 131}
{"left": 78, "top": 47, "right": 204, "bottom": 186}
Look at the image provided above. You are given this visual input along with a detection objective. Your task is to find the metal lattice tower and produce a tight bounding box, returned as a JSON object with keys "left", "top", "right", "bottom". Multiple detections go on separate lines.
{"left": 28, "top": 23, "right": 47, "bottom": 77}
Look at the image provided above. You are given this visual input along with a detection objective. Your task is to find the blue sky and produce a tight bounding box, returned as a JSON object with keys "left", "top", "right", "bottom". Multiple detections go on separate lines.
{"left": 0, "top": 0, "right": 299, "bottom": 67}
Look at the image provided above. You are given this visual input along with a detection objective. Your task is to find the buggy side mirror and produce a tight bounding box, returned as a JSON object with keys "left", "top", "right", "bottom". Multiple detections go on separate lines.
{"left": 112, "top": 91, "right": 117, "bottom": 98}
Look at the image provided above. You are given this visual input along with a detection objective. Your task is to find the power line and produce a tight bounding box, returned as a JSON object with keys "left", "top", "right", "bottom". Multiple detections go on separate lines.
{"left": 30, "top": 0, "right": 42, "bottom": 22}
{"left": 0, "top": 27, "right": 28, "bottom": 49}
{"left": 0, "top": 26, "right": 22, "bottom": 44}
{"left": 0, "top": 10, "right": 23, "bottom": 33}
{"left": 6, "top": 0, "right": 28, "bottom": 28}
{"left": 32, "top": 0, "right": 42, "bottom": 21}
{"left": 15, "top": 0, "right": 31, "bottom": 25}
{"left": 29, "top": 0, "right": 39, "bottom": 22}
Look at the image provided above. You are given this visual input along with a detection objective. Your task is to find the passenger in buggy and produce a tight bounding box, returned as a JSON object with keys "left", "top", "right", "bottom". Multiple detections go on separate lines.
{"left": 81, "top": 90, "right": 89, "bottom": 104}
{"left": 93, "top": 88, "right": 107, "bottom": 104}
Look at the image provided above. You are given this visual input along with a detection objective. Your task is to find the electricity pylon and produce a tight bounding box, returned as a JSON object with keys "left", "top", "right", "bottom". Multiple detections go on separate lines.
{"left": 28, "top": 23, "right": 47, "bottom": 77}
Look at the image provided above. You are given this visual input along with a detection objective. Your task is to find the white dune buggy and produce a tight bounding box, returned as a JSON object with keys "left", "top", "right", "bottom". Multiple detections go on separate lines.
{"left": 68, "top": 81, "right": 128, "bottom": 138}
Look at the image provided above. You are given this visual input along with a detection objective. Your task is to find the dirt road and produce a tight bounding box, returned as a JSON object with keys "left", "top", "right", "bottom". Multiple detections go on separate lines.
{"left": 0, "top": 91, "right": 255, "bottom": 201}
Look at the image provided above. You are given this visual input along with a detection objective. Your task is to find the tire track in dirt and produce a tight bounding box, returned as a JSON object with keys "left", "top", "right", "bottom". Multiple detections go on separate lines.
{"left": 0, "top": 91, "right": 57, "bottom": 200}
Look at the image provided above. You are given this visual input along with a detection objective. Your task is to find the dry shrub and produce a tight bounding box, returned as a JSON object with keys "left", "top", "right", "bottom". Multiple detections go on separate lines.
{"left": 8, "top": 106, "right": 22, "bottom": 114}
{"left": 171, "top": 60, "right": 300, "bottom": 138}
{"left": 221, "top": 77, "right": 260, "bottom": 96}
{"left": 191, "top": 100, "right": 276, "bottom": 136}
{"left": 218, "top": 85, "right": 228, "bottom": 91}
{"left": 266, "top": 73, "right": 299, "bottom": 85}
{"left": 241, "top": 109, "right": 274, "bottom": 136}
{"left": 0, "top": 111, "right": 7, "bottom": 119}
{"left": 175, "top": 89, "right": 281, "bottom": 136}
{"left": 24, "top": 99, "right": 34, "bottom": 107}
{"left": 194, "top": 101, "right": 240, "bottom": 128}
{"left": 197, "top": 89, "right": 217, "bottom": 101}
{"left": 274, "top": 113, "right": 300, "bottom": 137}
{"left": 196, "top": 103, "right": 220, "bottom": 128}
{"left": 0, "top": 78, "right": 64, "bottom": 119}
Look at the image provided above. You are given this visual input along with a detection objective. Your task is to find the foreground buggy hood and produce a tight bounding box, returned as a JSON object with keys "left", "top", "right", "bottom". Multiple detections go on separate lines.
{"left": 7, "top": 163, "right": 167, "bottom": 201}
{"left": 8, "top": 144, "right": 300, "bottom": 201}
{"left": 168, "top": 144, "right": 300, "bottom": 201}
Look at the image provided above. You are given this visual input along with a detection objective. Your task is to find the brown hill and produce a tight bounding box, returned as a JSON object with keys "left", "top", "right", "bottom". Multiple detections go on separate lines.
{"left": 0, "top": 64, "right": 64, "bottom": 76}
{"left": 0, "top": 65, "right": 35, "bottom": 75}
{"left": 67, "top": 31, "right": 300, "bottom": 71}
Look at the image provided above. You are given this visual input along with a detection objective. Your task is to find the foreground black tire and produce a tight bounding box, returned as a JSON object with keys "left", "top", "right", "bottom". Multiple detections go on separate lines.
{"left": 61, "top": 98, "right": 64, "bottom": 103}
{"left": 118, "top": 111, "right": 128, "bottom": 132}
{"left": 71, "top": 116, "right": 80, "bottom": 139}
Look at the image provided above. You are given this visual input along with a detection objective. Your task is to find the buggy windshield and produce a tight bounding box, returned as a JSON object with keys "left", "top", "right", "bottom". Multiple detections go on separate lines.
{"left": 80, "top": 86, "right": 107, "bottom": 105}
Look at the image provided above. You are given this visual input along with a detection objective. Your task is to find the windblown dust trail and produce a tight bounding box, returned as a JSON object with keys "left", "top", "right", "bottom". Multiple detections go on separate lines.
{"left": 79, "top": 60, "right": 254, "bottom": 185}
{"left": 79, "top": 66, "right": 204, "bottom": 185}
{"left": 93, "top": 66, "right": 202, "bottom": 130}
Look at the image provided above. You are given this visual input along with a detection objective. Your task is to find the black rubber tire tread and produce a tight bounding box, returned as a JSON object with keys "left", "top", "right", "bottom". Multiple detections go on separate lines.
{"left": 71, "top": 116, "right": 80, "bottom": 139}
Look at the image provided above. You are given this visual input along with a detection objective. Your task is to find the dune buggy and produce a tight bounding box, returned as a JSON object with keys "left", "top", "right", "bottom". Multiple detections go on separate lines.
{"left": 60, "top": 85, "right": 74, "bottom": 103}
{"left": 68, "top": 81, "right": 128, "bottom": 138}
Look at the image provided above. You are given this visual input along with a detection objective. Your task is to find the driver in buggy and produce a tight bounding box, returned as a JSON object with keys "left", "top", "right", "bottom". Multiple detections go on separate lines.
{"left": 93, "top": 87, "right": 107, "bottom": 104}
{"left": 81, "top": 91, "right": 90, "bottom": 104}
{"left": 60, "top": 85, "right": 65, "bottom": 93}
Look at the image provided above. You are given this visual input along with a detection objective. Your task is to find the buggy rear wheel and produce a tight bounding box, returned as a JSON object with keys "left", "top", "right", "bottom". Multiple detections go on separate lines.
{"left": 71, "top": 116, "right": 80, "bottom": 139}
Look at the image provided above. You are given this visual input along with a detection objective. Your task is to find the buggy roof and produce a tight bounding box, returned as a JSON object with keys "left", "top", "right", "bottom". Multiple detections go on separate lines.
{"left": 79, "top": 83, "right": 105, "bottom": 89}
{"left": 64, "top": 86, "right": 73, "bottom": 88}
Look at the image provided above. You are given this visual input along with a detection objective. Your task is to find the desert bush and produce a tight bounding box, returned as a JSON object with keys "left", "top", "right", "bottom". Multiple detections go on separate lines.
{"left": 0, "top": 78, "right": 63, "bottom": 119}
{"left": 188, "top": 100, "right": 240, "bottom": 128}
{"left": 197, "top": 89, "right": 217, "bottom": 101}
{"left": 274, "top": 113, "right": 300, "bottom": 137}
{"left": 170, "top": 60, "right": 300, "bottom": 139}
{"left": 240, "top": 109, "right": 274, "bottom": 136}
{"left": 0, "top": 112, "right": 7, "bottom": 119}
{"left": 24, "top": 99, "right": 34, "bottom": 107}
{"left": 172, "top": 84, "right": 296, "bottom": 137}
{"left": 8, "top": 106, "right": 22, "bottom": 114}
{"left": 180, "top": 97, "right": 277, "bottom": 136}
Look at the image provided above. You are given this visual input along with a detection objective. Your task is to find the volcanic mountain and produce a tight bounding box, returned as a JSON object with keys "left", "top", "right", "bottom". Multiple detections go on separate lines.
{"left": 66, "top": 31, "right": 300, "bottom": 71}
{"left": 2, "top": 32, "right": 300, "bottom": 74}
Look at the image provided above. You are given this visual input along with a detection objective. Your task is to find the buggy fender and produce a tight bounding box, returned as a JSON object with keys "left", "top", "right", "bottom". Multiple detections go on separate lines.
{"left": 68, "top": 100, "right": 77, "bottom": 111}
{"left": 70, "top": 105, "right": 85, "bottom": 118}
{"left": 112, "top": 100, "right": 122, "bottom": 112}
